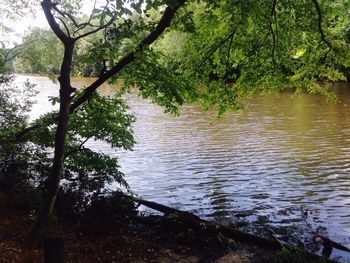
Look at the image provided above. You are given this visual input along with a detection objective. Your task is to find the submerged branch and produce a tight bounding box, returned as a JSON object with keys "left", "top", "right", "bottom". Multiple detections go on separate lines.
{"left": 132, "top": 195, "right": 283, "bottom": 250}
{"left": 131, "top": 194, "right": 350, "bottom": 260}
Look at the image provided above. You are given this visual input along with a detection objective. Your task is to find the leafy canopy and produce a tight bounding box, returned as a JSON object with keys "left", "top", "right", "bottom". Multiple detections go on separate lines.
{"left": 1, "top": 0, "right": 350, "bottom": 203}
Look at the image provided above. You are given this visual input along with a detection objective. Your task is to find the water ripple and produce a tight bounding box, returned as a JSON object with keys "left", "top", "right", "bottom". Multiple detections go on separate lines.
{"left": 20, "top": 75, "right": 350, "bottom": 261}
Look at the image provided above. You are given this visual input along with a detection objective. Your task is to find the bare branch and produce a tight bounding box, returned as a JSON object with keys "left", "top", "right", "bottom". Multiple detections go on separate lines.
{"left": 52, "top": 4, "right": 80, "bottom": 29}
{"left": 57, "top": 17, "right": 71, "bottom": 38}
{"left": 73, "top": 0, "right": 98, "bottom": 34}
{"left": 3, "top": 43, "right": 25, "bottom": 63}
{"left": 73, "top": 0, "right": 114, "bottom": 39}
{"left": 74, "top": 16, "right": 116, "bottom": 41}
{"left": 4, "top": 53, "right": 19, "bottom": 63}
{"left": 41, "top": 0, "right": 70, "bottom": 43}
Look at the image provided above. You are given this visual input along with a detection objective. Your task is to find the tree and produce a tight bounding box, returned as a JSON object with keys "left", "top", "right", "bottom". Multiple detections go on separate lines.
{"left": 13, "top": 28, "right": 63, "bottom": 75}
{"left": 0, "top": 42, "right": 39, "bottom": 190}
{"left": 174, "top": 0, "right": 350, "bottom": 114}
{"left": 25, "top": 0, "right": 187, "bottom": 242}
{"left": 3, "top": 0, "right": 350, "bottom": 243}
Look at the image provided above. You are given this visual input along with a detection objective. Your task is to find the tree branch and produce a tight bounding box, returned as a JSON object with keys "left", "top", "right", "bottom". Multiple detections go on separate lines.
{"left": 70, "top": 0, "right": 187, "bottom": 112}
{"left": 225, "top": 34, "right": 234, "bottom": 74}
{"left": 52, "top": 4, "right": 79, "bottom": 29}
{"left": 64, "top": 137, "right": 91, "bottom": 160}
{"left": 198, "top": 28, "right": 237, "bottom": 70}
{"left": 15, "top": 124, "right": 40, "bottom": 141}
{"left": 3, "top": 44, "right": 24, "bottom": 63}
{"left": 57, "top": 17, "right": 71, "bottom": 38}
{"left": 269, "top": 0, "right": 277, "bottom": 66}
{"left": 74, "top": 1, "right": 115, "bottom": 40}
{"left": 41, "top": 0, "right": 70, "bottom": 43}
{"left": 311, "top": 0, "right": 331, "bottom": 48}
{"left": 311, "top": 0, "right": 332, "bottom": 64}
{"left": 15, "top": 0, "right": 187, "bottom": 140}
{"left": 73, "top": 0, "right": 98, "bottom": 35}
{"left": 74, "top": 16, "right": 116, "bottom": 41}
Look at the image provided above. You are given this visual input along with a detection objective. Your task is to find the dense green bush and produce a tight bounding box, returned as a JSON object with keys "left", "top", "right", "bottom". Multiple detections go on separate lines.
{"left": 0, "top": 75, "right": 135, "bottom": 213}
{"left": 0, "top": 74, "right": 40, "bottom": 190}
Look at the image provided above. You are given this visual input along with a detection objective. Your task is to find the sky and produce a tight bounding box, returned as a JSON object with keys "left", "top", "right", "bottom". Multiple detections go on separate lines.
{"left": 0, "top": 1, "right": 108, "bottom": 47}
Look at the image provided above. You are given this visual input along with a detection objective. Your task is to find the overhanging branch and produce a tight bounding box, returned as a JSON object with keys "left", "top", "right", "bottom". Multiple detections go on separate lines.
{"left": 311, "top": 0, "right": 331, "bottom": 48}
{"left": 52, "top": 4, "right": 79, "bottom": 29}
{"left": 198, "top": 29, "right": 237, "bottom": 70}
{"left": 3, "top": 44, "right": 24, "bottom": 63}
{"left": 64, "top": 137, "right": 91, "bottom": 160}
{"left": 70, "top": 0, "right": 187, "bottom": 112}
{"left": 15, "top": 0, "right": 187, "bottom": 140}
{"left": 311, "top": 0, "right": 333, "bottom": 64}
{"left": 269, "top": 0, "right": 277, "bottom": 66}
{"left": 74, "top": 1, "right": 116, "bottom": 41}
{"left": 57, "top": 17, "right": 71, "bottom": 38}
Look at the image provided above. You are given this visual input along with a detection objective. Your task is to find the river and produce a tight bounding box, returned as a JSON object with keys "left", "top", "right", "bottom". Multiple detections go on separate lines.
{"left": 14, "top": 74, "right": 350, "bottom": 261}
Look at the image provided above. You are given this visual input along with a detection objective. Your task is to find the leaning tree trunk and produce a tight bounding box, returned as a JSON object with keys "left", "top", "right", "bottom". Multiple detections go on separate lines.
{"left": 29, "top": 40, "right": 75, "bottom": 243}
{"left": 28, "top": 0, "right": 187, "bottom": 243}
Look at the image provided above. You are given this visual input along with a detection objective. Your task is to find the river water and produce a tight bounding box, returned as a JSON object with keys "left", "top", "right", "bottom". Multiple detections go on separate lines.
{"left": 15, "top": 75, "right": 350, "bottom": 260}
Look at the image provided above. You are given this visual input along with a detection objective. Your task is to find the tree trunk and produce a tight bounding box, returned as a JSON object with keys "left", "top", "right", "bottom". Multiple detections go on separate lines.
{"left": 28, "top": 0, "right": 187, "bottom": 243}
{"left": 29, "top": 40, "right": 75, "bottom": 243}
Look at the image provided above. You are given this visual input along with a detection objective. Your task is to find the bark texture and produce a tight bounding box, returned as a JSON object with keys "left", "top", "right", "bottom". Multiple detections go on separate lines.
{"left": 29, "top": 0, "right": 75, "bottom": 242}
{"left": 28, "top": 0, "right": 187, "bottom": 242}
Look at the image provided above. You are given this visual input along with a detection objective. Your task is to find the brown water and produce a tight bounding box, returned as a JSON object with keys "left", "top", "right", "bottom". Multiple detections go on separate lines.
{"left": 16, "top": 75, "right": 350, "bottom": 260}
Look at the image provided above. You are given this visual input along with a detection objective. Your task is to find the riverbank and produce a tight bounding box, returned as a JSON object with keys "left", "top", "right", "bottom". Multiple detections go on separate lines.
{"left": 13, "top": 74, "right": 350, "bottom": 247}
{"left": 0, "top": 189, "right": 337, "bottom": 263}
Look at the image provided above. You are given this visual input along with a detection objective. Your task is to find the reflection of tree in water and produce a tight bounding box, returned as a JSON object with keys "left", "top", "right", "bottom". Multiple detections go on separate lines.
{"left": 196, "top": 167, "right": 234, "bottom": 219}
{"left": 206, "top": 190, "right": 232, "bottom": 219}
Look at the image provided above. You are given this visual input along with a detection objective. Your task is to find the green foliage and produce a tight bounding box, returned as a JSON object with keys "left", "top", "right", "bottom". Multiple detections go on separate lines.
{"left": 0, "top": 75, "right": 44, "bottom": 189}
{"left": 0, "top": 73, "right": 134, "bottom": 203}
{"left": 0, "top": 76, "right": 37, "bottom": 132}
{"left": 69, "top": 92, "right": 135, "bottom": 149}
{"left": 13, "top": 28, "right": 63, "bottom": 77}
{"left": 175, "top": 0, "right": 350, "bottom": 113}
{"left": 120, "top": 47, "right": 188, "bottom": 114}
{"left": 0, "top": 55, "right": 6, "bottom": 73}
{"left": 67, "top": 0, "right": 350, "bottom": 116}
{"left": 2, "top": 0, "right": 350, "bottom": 217}
{"left": 0, "top": 0, "right": 38, "bottom": 18}
{"left": 25, "top": 92, "right": 135, "bottom": 198}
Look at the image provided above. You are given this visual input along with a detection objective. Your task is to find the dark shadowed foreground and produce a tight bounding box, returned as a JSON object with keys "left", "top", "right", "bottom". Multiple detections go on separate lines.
{"left": 0, "top": 190, "right": 336, "bottom": 263}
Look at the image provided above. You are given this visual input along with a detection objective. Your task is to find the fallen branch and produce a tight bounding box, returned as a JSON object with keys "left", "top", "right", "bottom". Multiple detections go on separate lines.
{"left": 132, "top": 195, "right": 282, "bottom": 250}
{"left": 267, "top": 228, "right": 285, "bottom": 248}
{"left": 301, "top": 206, "right": 350, "bottom": 256}
{"left": 316, "top": 235, "right": 350, "bottom": 255}
{"left": 129, "top": 194, "right": 346, "bottom": 263}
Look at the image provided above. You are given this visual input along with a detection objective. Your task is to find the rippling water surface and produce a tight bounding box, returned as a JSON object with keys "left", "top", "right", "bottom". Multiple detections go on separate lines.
{"left": 17, "top": 75, "right": 350, "bottom": 260}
